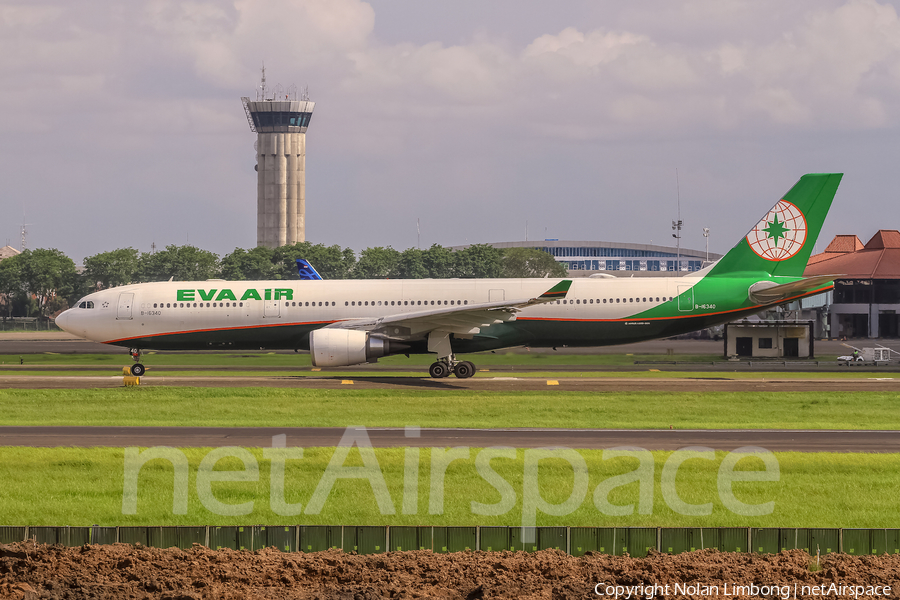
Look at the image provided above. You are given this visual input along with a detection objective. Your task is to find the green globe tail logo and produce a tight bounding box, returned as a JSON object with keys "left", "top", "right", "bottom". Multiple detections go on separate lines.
{"left": 746, "top": 199, "right": 807, "bottom": 261}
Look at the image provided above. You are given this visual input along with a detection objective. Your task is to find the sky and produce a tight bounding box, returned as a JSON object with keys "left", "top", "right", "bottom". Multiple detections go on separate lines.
{"left": 2, "top": 0, "right": 900, "bottom": 264}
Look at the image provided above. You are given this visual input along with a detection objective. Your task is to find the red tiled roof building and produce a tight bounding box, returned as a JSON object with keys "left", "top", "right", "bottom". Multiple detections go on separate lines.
{"left": 804, "top": 230, "right": 900, "bottom": 338}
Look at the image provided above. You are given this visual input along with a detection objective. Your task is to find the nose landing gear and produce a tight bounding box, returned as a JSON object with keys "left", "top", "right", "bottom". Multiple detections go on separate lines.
{"left": 129, "top": 349, "right": 145, "bottom": 377}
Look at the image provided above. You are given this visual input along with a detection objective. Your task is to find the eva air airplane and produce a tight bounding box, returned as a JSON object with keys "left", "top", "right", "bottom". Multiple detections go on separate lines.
{"left": 57, "top": 173, "right": 842, "bottom": 378}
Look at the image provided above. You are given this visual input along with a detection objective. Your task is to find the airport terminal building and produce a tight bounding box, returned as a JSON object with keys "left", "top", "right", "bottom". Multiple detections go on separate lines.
{"left": 803, "top": 230, "right": 900, "bottom": 338}
{"left": 456, "top": 240, "right": 719, "bottom": 276}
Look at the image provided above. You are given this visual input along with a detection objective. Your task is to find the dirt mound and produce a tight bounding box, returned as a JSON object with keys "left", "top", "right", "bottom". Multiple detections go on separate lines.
{"left": 2, "top": 542, "right": 898, "bottom": 599}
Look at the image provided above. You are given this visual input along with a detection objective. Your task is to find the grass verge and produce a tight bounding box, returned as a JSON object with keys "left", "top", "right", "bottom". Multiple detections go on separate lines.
{"left": 1, "top": 388, "right": 900, "bottom": 429}
{"left": 1, "top": 446, "right": 896, "bottom": 528}
{"left": 1, "top": 351, "right": 845, "bottom": 367}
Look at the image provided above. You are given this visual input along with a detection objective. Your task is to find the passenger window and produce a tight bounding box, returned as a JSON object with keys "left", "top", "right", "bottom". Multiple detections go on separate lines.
{"left": 378, "top": 301, "right": 382, "bottom": 306}
{"left": 240, "top": 302, "right": 243, "bottom": 307}
{"left": 615, "top": 299, "right": 619, "bottom": 303}
{"left": 464, "top": 300, "right": 468, "bottom": 305}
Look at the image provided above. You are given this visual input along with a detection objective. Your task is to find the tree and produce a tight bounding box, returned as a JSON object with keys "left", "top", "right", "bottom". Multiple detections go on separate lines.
{"left": 220, "top": 246, "right": 276, "bottom": 280}
{"left": 83, "top": 248, "right": 140, "bottom": 291}
{"left": 422, "top": 244, "right": 455, "bottom": 279}
{"left": 0, "top": 255, "right": 24, "bottom": 318}
{"left": 352, "top": 247, "right": 400, "bottom": 279}
{"left": 273, "top": 242, "right": 356, "bottom": 280}
{"left": 18, "top": 248, "right": 77, "bottom": 317}
{"left": 139, "top": 245, "right": 219, "bottom": 282}
{"left": 394, "top": 248, "right": 429, "bottom": 279}
{"left": 454, "top": 244, "right": 502, "bottom": 278}
{"left": 500, "top": 248, "right": 569, "bottom": 278}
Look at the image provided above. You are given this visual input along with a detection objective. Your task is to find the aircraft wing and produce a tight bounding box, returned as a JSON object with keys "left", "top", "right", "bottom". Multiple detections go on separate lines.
{"left": 326, "top": 280, "right": 572, "bottom": 338}
{"left": 748, "top": 274, "right": 839, "bottom": 304}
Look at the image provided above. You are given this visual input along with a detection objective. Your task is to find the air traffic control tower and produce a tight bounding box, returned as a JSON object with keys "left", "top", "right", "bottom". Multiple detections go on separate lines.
{"left": 241, "top": 69, "right": 315, "bottom": 248}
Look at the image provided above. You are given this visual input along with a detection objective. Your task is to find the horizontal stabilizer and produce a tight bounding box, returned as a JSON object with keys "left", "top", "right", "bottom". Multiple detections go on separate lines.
{"left": 748, "top": 275, "right": 838, "bottom": 304}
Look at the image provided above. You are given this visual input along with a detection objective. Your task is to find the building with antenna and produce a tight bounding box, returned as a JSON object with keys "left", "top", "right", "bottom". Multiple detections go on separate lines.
{"left": 241, "top": 68, "right": 315, "bottom": 248}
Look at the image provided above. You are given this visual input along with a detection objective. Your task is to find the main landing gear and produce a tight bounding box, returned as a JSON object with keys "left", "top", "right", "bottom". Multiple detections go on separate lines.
{"left": 428, "top": 357, "right": 476, "bottom": 379}
{"left": 129, "top": 349, "right": 145, "bottom": 377}
{"left": 427, "top": 331, "right": 475, "bottom": 378}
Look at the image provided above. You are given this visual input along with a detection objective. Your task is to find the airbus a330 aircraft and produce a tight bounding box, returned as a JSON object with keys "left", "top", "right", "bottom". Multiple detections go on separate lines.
{"left": 56, "top": 173, "right": 843, "bottom": 378}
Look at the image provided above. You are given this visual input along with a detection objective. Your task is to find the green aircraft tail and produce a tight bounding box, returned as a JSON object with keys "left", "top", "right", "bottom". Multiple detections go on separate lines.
{"left": 707, "top": 173, "right": 843, "bottom": 278}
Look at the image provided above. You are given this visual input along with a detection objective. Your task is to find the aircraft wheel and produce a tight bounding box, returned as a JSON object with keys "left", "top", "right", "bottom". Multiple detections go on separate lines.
{"left": 429, "top": 362, "right": 449, "bottom": 378}
{"left": 130, "top": 363, "right": 145, "bottom": 377}
{"left": 454, "top": 361, "right": 475, "bottom": 378}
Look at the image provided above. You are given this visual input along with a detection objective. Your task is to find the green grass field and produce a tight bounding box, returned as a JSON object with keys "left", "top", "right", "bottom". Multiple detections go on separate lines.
{"left": 2, "top": 350, "right": 896, "bottom": 529}
{"left": 1, "top": 446, "right": 896, "bottom": 528}
{"left": 1, "top": 388, "right": 899, "bottom": 429}
{"left": 1, "top": 350, "right": 851, "bottom": 368}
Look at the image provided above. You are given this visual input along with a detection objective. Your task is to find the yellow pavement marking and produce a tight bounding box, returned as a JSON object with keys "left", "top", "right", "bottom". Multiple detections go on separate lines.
{"left": 341, "top": 380, "right": 354, "bottom": 385}
{"left": 546, "top": 380, "right": 559, "bottom": 386}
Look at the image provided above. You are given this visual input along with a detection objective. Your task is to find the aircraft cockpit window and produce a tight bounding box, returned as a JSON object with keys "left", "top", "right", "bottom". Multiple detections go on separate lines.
{"left": 78, "top": 301, "right": 86, "bottom": 309}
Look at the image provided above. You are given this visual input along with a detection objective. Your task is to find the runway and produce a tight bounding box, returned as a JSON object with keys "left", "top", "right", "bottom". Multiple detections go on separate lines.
{"left": 0, "top": 373, "right": 897, "bottom": 391}
{"left": 1, "top": 425, "right": 897, "bottom": 452}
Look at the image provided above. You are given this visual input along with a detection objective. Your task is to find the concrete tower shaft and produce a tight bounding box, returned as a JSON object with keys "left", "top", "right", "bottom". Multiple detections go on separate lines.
{"left": 242, "top": 96, "right": 315, "bottom": 248}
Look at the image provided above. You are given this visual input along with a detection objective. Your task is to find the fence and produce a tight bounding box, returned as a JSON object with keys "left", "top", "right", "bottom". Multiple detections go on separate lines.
{"left": 2, "top": 526, "right": 898, "bottom": 556}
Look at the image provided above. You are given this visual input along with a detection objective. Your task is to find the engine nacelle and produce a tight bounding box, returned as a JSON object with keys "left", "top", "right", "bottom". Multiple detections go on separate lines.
{"left": 310, "top": 329, "right": 392, "bottom": 367}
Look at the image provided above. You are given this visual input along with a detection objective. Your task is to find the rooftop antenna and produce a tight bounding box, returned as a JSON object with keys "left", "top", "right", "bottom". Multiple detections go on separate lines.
{"left": 671, "top": 169, "right": 682, "bottom": 272}
{"left": 20, "top": 223, "right": 29, "bottom": 251}
{"left": 257, "top": 63, "right": 268, "bottom": 101}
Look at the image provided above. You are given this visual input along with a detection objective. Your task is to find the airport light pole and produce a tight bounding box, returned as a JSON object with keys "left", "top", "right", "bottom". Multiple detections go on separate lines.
{"left": 703, "top": 227, "right": 710, "bottom": 262}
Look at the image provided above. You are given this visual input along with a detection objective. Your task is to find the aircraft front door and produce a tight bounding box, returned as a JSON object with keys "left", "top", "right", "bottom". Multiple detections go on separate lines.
{"left": 117, "top": 293, "right": 134, "bottom": 320}
{"left": 264, "top": 300, "right": 280, "bottom": 318}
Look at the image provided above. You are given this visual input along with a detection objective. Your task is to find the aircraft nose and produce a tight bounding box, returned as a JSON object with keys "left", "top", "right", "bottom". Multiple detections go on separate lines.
{"left": 55, "top": 309, "right": 73, "bottom": 333}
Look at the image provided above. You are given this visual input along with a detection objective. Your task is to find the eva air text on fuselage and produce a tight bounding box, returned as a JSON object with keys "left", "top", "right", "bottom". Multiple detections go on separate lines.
{"left": 176, "top": 288, "right": 294, "bottom": 302}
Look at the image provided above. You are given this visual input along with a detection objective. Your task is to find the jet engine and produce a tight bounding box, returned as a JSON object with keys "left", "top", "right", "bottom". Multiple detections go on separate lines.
{"left": 310, "top": 329, "right": 403, "bottom": 367}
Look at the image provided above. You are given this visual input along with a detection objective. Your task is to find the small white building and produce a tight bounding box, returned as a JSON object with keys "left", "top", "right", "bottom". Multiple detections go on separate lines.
{"left": 724, "top": 321, "right": 815, "bottom": 358}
